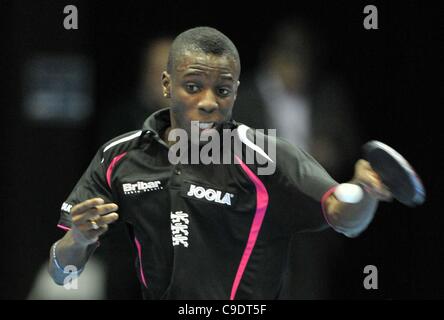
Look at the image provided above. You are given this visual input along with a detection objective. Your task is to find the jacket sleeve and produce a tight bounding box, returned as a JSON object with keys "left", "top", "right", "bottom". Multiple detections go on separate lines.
{"left": 273, "top": 137, "right": 339, "bottom": 233}
{"left": 57, "top": 146, "right": 113, "bottom": 230}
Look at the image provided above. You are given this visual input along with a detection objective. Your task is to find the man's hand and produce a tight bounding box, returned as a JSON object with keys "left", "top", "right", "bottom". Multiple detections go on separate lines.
{"left": 70, "top": 198, "right": 119, "bottom": 246}
{"left": 352, "top": 159, "right": 392, "bottom": 202}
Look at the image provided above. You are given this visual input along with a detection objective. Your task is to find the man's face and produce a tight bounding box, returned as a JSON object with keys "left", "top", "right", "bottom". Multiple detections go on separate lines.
{"left": 162, "top": 51, "right": 240, "bottom": 140}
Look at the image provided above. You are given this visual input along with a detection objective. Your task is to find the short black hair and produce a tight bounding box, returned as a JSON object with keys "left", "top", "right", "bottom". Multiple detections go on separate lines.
{"left": 167, "top": 27, "right": 240, "bottom": 76}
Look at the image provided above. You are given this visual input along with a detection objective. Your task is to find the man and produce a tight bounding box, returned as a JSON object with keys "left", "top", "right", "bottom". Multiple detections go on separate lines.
{"left": 49, "top": 27, "right": 391, "bottom": 299}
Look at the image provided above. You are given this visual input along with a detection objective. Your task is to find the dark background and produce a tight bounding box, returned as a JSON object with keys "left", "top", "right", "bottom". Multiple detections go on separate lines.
{"left": 0, "top": 0, "right": 441, "bottom": 299}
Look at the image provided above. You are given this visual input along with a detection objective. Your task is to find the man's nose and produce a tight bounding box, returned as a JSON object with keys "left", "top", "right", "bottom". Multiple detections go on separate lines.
{"left": 197, "top": 90, "right": 218, "bottom": 114}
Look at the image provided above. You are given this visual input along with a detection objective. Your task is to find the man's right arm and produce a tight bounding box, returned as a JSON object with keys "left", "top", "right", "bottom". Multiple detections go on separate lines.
{"left": 49, "top": 198, "right": 119, "bottom": 285}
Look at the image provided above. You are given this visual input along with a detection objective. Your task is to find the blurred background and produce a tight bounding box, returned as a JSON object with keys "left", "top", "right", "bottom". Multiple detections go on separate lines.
{"left": 0, "top": 0, "right": 441, "bottom": 299}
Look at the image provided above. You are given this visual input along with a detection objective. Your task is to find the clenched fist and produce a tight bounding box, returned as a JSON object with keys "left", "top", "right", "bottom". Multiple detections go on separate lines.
{"left": 70, "top": 198, "right": 119, "bottom": 246}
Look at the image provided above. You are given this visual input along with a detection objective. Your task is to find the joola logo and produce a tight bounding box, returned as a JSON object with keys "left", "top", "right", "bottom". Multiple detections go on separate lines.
{"left": 186, "top": 184, "right": 234, "bottom": 206}
{"left": 123, "top": 181, "right": 162, "bottom": 195}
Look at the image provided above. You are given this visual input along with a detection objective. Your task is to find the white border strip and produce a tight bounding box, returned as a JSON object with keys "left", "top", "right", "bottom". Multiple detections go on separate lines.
{"left": 237, "top": 125, "right": 274, "bottom": 163}
{"left": 103, "top": 131, "right": 142, "bottom": 152}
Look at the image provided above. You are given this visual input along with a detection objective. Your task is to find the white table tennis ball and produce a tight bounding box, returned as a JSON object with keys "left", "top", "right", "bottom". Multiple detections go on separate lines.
{"left": 334, "top": 183, "right": 364, "bottom": 203}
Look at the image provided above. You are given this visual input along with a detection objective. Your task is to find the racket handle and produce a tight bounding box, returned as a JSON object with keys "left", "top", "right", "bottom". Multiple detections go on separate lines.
{"left": 334, "top": 183, "right": 364, "bottom": 204}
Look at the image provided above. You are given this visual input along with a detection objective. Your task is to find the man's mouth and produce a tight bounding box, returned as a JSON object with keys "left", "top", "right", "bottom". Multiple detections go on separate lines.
{"left": 198, "top": 122, "right": 215, "bottom": 130}
{"left": 191, "top": 121, "right": 218, "bottom": 132}
{"left": 189, "top": 121, "right": 222, "bottom": 145}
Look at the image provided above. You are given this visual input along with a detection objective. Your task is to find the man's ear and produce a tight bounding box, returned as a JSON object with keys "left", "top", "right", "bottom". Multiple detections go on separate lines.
{"left": 234, "top": 80, "right": 240, "bottom": 100}
{"left": 162, "top": 72, "right": 171, "bottom": 98}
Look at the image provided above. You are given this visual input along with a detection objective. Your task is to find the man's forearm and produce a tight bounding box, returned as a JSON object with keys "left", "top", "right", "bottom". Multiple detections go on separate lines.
{"left": 48, "top": 230, "right": 98, "bottom": 285}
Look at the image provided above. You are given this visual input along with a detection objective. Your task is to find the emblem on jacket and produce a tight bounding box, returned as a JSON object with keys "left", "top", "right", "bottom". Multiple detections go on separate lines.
{"left": 122, "top": 180, "right": 162, "bottom": 195}
{"left": 186, "top": 184, "right": 234, "bottom": 206}
{"left": 171, "top": 211, "right": 189, "bottom": 248}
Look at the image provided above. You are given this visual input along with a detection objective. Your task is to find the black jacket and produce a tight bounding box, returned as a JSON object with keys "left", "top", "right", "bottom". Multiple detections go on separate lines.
{"left": 58, "top": 108, "right": 338, "bottom": 299}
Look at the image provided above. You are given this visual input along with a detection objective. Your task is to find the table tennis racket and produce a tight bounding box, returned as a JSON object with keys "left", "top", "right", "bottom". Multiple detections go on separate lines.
{"left": 335, "top": 140, "right": 425, "bottom": 207}
{"left": 362, "top": 140, "right": 425, "bottom": 206}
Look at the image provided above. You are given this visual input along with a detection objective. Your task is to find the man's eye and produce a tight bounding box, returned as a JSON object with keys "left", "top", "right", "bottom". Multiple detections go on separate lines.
{"left": 218, "top": 88, "right": 231, "bottom": 97}
{"left": 185, "top": 84, "right": 200, "bottom": 93}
